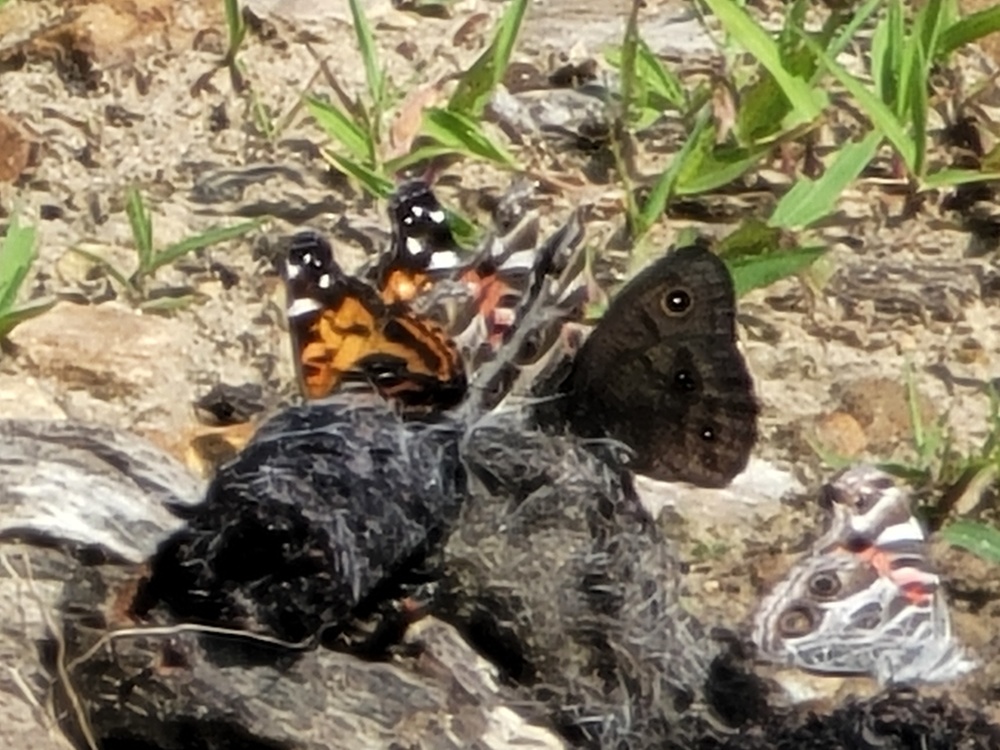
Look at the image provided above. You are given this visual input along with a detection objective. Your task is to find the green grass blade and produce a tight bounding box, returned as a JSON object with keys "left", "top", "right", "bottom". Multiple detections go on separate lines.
{"left": 384, "top": 144, "right": 466, "bottom": 174}
{"left": 0, "top": 298, "right": 57, "bottom": 339}
{"left": 798, "top": 30, "right": 916, "bottom": 172}
{"left": 151, "top": 218, "right": 265, "bottom": 273}
{"left": 421, "top": 107, "right": 516, "bottom": 166}
{"left": 0, "top": 214, "right": 37, "bottom": 315}
{"left": 307, "top": 96, "right": 375, "bottom": 164}
{"left": 634, "top": 38, "right": 686, "bottom": 110}
{"left": 348, "top": 0, "right": 385, "bottom": 111}
{"left": 636, "top": 109, "right": 712, "bottom": 237}
{"left": 727, "top": 245, "right": 827, "bottom": 297}
{"left": 769, "top": 129, "right": 882, "bottom": 229}
{"left": 939, "top": 4, "right": 1000, "bottom": 57}
{"left": 223, "top": 0, "right": 247, "bottom": 62}
{"left": 676, "top": 144, "right": 771, "bottom": 195}
{"left": 923, "top": 168, "right": 1000, "bottom": 188}
{"left": 125, "top": 187, "right": 154, "bottom": 273}
{"left": 916, "top": 0, "right": 947, "bottom": 62}
{"left": 323, "top": 149, "right": 394, "bottom": 198}
{"left": 941, "top": 519, "right": 1000, "bottom": 565}
{"left": 717, "top": 219, "right": 783, "bottom": 259}
{"left": 907, "top": 41, "right": 928, "bottom": 178}
{"left": 818, "top": 0, "right": 884, "bottom": 81}
{"left": 448, "top": 0, "right": 528, "bottom": 116}
{"left": 703, "top": 0, "right": 826, "bottom": 124}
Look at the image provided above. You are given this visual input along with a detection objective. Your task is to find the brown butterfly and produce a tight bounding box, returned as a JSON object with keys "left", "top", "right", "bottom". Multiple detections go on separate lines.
{"left": 563, "top": 245, "right": 758, "bottom": 488}
{"left": 283, "top": 231, "right": 467, "bottom": 410}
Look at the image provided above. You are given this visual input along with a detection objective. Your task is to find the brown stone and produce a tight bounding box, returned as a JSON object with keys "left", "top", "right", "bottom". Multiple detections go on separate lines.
{"left": 0, "top": 113, "right": 34, "bottom": 183}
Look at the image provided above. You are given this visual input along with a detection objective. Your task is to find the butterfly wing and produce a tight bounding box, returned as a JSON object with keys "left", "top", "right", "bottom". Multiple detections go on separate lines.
{"left": 377, "top": 180, "right": 464, "bottom": 304}
{"left": 284, "top": 231, "right": 466, "bottom": 409}
{"left": 566, "top": 246, "right": 758, "bottom": 488}
{"left": 752, "top": 466, "right": 976, "bottom": 686}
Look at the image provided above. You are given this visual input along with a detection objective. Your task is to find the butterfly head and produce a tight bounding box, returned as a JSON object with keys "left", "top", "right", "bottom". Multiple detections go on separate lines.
{"left": 389, "top": 180, "right": 458, "bottom": 271}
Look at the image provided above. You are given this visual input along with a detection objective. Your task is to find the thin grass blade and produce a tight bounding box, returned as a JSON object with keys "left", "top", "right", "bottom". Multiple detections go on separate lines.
{"left": 125, "top": 187, "right": 154, "bottom": 273}
{"left": 798, "top": 30, "right": 916, "bottom": 171}
{"left": 448, "top": 0, "right": 528, "bottom": 116}
{"left": 636, "top": 109, "right": 712, "bottom": 237}
{"left": 421, "top": 108, "right": 516, "bottom": 166}
{"left": 727, "top": 245, "right": 827, "bottom": 297}
{"left": 348, "top": 0, "right": 384, "bottom": 110}
{"left": 769, "top": 129, "right": 882, "bottom": 229}
{"left": 941, "top": 519, "right": 1000, "bottom": 565}
{"left": 0, "top": 298, "right": 57, "bottom": 339}
{"left": 939, "top": 4, "right": 1000, "bottom": 57}
{"left": 67, "top": 247, "right": 136, "bottom": 292}
{"left": 151, "top": 218, "right": 265, "bottom": 273}
{"left": 703, "top": 0, "right": 826, "bottom": 124}
{"left": 223, "top": 0, "right": 247, "bottom": 62}
{"left": 323, "top": 150, "right": 394, "bottom": 197}
{"left": 307, "top": 96, "right": 375, "bottom": 164}
{"left": 0, "top": 215, "right": 37, "bottom": 314}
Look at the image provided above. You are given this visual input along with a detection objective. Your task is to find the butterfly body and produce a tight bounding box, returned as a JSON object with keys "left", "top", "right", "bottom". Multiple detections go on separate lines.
{"left": 565, "top": 246, "right": 758, "bottom": 488}
{"left": 753, "top": 466, "right": 976, "bottom": 686}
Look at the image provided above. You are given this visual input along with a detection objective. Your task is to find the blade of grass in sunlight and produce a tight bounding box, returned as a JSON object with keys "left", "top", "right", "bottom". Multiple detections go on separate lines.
{"left": 348, "top": 0, "right": 386, "bottom": 118}
{"left": 0, "top": 215, "right": 37, "bottom": 315}
{"left": 0, "top": 217, "right": 55, "bottom": 338}
{"left": 635, "top": 108, "right": 713, "bottom": 238}
{"left": 798, "top": 30, "right": 916, "bottom": 172}
{"left": 421, "top": 108, "right": 516, "bottom": 166}
{"left": 223, "top": 0, "right": 247, "bottom": 64}
{"left": 449, "top": 0, "right": 528, "bottom": 117}
{"left": 938, "top": 4, "right": 1000, "bottom": 57}
{"left": 150, "top": 218, "right": 265, "bottom": 273}
{"left": 307, "top": 96, "right": 375, "bottom": 164}
{"left": 941, "top": 520, "right": 1000, "bottom": 565}
{"left": 322, "top": 150, "right": 394, "bottom": 197}
{"left": 769, "top": 130, "right": 882, "bottom": 230}
{"left": 125, "top": 188, "right": 154, "bottom": 274}
{"left": 727, "top": 246, "right": 827, "bottom": 298}
{"left": 702, "top": 0, "right": 826, "bottom": 125}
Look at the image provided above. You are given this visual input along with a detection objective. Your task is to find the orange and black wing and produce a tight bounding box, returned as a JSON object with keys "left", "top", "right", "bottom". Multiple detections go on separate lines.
{"left": 283, "top": 231, "right": 466, "bottom": 409}
{"left": 375, "top": 180, "right": 464, "bottom": 305}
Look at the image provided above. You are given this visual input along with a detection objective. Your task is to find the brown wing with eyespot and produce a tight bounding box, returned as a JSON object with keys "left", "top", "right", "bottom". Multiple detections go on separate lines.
{"left": 566, "top": 245, "right": 758, "bottom": 488}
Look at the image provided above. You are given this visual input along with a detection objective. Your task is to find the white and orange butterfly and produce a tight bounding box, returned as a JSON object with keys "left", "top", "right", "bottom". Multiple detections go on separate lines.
{"left": 752, "top": 465, "right": 977, "bottom": 686}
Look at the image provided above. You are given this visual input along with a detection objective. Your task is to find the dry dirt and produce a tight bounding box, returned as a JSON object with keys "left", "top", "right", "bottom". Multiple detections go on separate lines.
{"left": 2, "top": 0, "right": 1000, "bottom": 735}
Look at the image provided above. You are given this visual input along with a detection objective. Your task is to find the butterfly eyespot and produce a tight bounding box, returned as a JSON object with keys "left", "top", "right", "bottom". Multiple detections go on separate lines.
{"left": 699, "top": 426, "right": 716, "bottom": 442}
{"left": 807, "top": 571, "right": 841, "bottom": 599}
{"left": 660, "top": 287, "right": 692, "bottom": 316}
{"left": 777, "top": 605, "right": 817, "bottom": 638}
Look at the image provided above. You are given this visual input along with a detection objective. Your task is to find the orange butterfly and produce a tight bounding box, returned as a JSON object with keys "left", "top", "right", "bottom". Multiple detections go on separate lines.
{"left": 282, "top": 231, "right": 466, "bottom": 410}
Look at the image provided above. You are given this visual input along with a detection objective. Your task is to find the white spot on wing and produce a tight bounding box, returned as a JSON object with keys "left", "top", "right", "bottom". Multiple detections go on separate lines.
{"left": 287, "top": 297, "right": 323, "bottom": 318}
{"left": 427, "top": 250, "right": 463, "bottom": 271}
{"left": 406, "top": 237, "right": 426, "bottom": 257}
